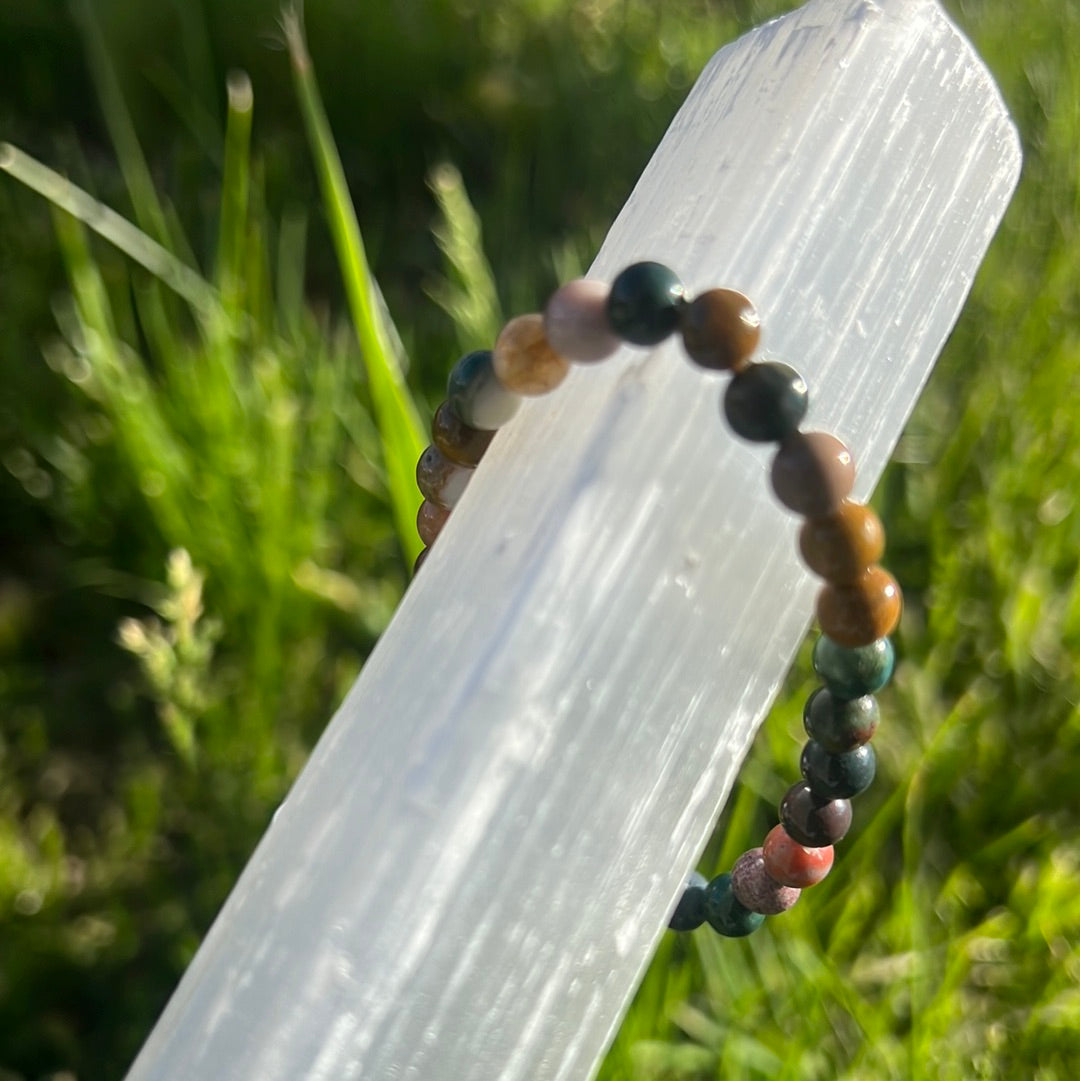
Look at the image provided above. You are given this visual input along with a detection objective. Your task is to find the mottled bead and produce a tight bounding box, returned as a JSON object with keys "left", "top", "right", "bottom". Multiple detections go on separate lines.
{"left": 431, "top": 400, "right": 495, "bottom": 467}
{"left": 799, "top": 501, "right": 885, "bottom": 583}
{"left": 668, "top": 870, "right": 709, "bottom": 931}
{"left": 723, "top": 362, "right": 808, "bottom": 442}
{"left": 803, "top": 687, "right": 879, "bottom": 752}
{"left": 416, "top": 445, "right": 472, "bottom": 508}
{"left": 413, "top": 548, "right": 430, "bottom": 575}
{"left": 492, "top": 313, "right": 571, "bottom": 395}
{"left": 801, "top": 739, "right": 877, "bottom": 800}
{"left": 812, "top": 634, "right": 895, "bottom": 699}
{"left": 817, "top": 567, "right": 902, "bottom": 647}
{"left": 703, "top": 873, "right": 766, "bottom": 937}
{"left": 779, "top": 782, "right": 853, "bottom": 848}
{"left": 731, "top": 847, "right": 801, "bottom": 915}
{"left": 606, "top": 262, "right": 687, "bottom": 346}
{"left": 771, "top": 431, "right": 856, "bottom": 516}
{"left": 543, "top": 279, "right": 621, "bottom": 363}
{"left": 416, "top": 500, "right": 450, "bottom": 546}
{"left": 762, "top": 825, "right": 834, "bottom": 888}
{"left": 679, "top": 287, "right": 760, "bottom": 371}
{"left": 447, "top": 349, "right": 521, "bottom": 430}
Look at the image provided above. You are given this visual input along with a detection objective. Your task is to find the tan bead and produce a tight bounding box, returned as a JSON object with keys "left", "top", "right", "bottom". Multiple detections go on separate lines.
{"left": 417, "top": 500, "right": 450, "bottom": 546}
{"left": 432, "top": 400, "right": 494, "bottom": 467}
{"left": 492, "top": 314, "right": 571, "bottom": 396}
{"left": 816, "top": 566, "right": 902, "bottom": 647}
{"left": 799, "top": 501, "right": 885, "bottom": 583}
{"left": 771, "top": 432, "right": 856, "bottom": 517}
{"left": 680, "top": 288, "right": 760, "bottom": 371}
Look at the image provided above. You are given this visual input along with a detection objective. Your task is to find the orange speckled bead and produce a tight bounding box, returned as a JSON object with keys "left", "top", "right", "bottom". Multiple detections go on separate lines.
{"left": 771, "top": 432, "right": 855, "bottom": 517}
{"left": 762, "top": 824, "right": 834, "bottom": 888}
{"left": 799, "top": 501, "right": 885, "bottom": 583}
{"left": 431, "top": 401, "right": 495, "bottom": 467}
{"left": 816, "top": 566, "right": 902, "bottom": 647}
{"left": 417, "top": 500, "right": 450, "bottom": 546}
{"left": 679, "top": 288, "right": 761, "bottom": 372}
{"left": 493, "top": 314, "right": 571, "bottom": 395}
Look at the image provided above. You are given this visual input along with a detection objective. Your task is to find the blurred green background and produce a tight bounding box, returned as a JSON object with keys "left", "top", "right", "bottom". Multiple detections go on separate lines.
{"left": 1, "top": 0, "right": 1079, "bottom": 1078}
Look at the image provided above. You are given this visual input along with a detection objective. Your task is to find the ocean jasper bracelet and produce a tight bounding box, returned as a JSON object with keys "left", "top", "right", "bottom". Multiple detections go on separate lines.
{"left": 414, "top": 261, "right": 901, "bottom": 938}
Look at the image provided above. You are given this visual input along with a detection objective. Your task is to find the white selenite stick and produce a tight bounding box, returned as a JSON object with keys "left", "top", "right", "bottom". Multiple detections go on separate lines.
{"left": 125, "top": 2, "right": 1020, "bottom": 1079}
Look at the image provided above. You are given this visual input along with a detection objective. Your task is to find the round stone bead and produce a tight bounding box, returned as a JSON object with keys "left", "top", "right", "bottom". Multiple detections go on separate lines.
{"left": 447, "top": 349, "right": 521, "bottom": 430}
{"left": 801, "top": 739, "right": 877, "bottom": 800}
{"left": 771, "top": 432, "right": 856, "bottom": 516}
{"left": 492, "top": 313, "right": 571, "bottom": 395}
{"left": 431, "top": 401, "right": 495, "bottom": 467}
{"left": 703, "top": 873, "right": 766, "bottom": 937}
{"left": 668, "top": 870, "right": 709, "bottom": 931}
{"left": 723, "top": 362, "right": 808, "bottom": 443}
{"left": 416, "top": 500, "right": 450, "bottom": 546}
{"left": 779, "top": 781, "right": 853, "bottom": 847}
{"left": 812, "top": 634, "right": 895, "bottom": 699}
{"left": 762, "top": 825, "right": 834, "bottom": 888}
{"left": 413, "top": 548, "right": 430, "bottom": 575}
{"left": 416, "top": 445, "right": 472, "bottom": 508}
{"left": 799, "top": 501, "right": 885, "bottom": 584}
{"left": 679, "top": 287, "right": 760, "bottom": 371}
{"left": 731, "top": 847, "right": 801, "bottom": 915}
{"left": 543, "top": 279, "right": 621, "bottom": 363}
{"left": 606, "top": 261, "right": 687, "bottom": 346}
{"left": 817, "top": 567, "right": 902, "bottom": 648}
{"left": 803, "top": 687, "right": 879, "bottom": 752}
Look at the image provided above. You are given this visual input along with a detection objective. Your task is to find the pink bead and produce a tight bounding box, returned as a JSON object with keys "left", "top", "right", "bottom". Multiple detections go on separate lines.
{"left": 543, "top": 279, "right": 621, "bottom": 363}
{"left": 771, "top": 432, "right": 856, "bottom": 517}
{"left": 731, "top": 847, "right": 801, "bottom": 915}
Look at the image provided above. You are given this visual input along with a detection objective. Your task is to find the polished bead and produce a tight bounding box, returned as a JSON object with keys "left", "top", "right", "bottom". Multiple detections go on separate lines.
{"left": 447, "top": 349, "right": 521, "bottom": 430}
{"left": 771, "top": 432, "right": 856, "bottom": 516}
{"left": 668, "top": 870, "right": 709, "bottom": 931}
{"left": 779, "top": 782, "right": 853, "bottom": 847}
{"left": 492, "top": 313, "right": 571, "bottom": 395}
{"left": 731, "top": 847, "right": 801, "bottom": 915}
{"left": 723, "top": 362, "right": 808, "bottom": 442}
{"left": 431, "top": 400, "right": 495, "bottom": 467}
{"left": 543, "top": 279, "right": 621, "bottom": 363}
{"left": 801, "top": 739, "right": 877, "bottom": 799}
{"left": 413, "top": 548, "right": 430, "bottom": 575}
{"left": 812, "top": 635, "right": 895, "bottom": 699}
{"left": 416, "top": 500, "right": 450, "bottom": 546}
{"left": 703, "top": 873, "right": 766, "bottom": 937}
{"left": 679, "top": 287, "right": 760, "bottom": 371}
{"left": 762, "top": 825, "right": 834, "bottom": 888}
{"left": 803, "top": 687, "right": 879, "bottom": 751}
{"left": 799, "top": 501, "right": 885, "bottom": 583}
{"left": 606, "top": 261, "right": 687, "bottom": 345}
{"left": 416, "top": 445, "right": 472, "bottom": 508}
{"left": 817, "top": 566, "right": 902, "bottom": 647}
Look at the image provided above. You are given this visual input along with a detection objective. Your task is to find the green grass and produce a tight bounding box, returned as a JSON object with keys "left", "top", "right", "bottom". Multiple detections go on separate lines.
{"left": 0, "top": 0, "right": 1078, "bottom": 1077}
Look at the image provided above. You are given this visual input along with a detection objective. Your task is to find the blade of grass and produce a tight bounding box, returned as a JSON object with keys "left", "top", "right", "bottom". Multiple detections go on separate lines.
{"left": 281, "top": 7, "right": 426, "bottom": 562}
{"left": 218, "top": 70, "right": 254, "bottom": 317}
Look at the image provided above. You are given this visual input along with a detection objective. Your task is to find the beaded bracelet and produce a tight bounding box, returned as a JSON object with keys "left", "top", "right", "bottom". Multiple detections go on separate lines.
{"left": 414, "top": 261, "right": 901, "bottom": 939}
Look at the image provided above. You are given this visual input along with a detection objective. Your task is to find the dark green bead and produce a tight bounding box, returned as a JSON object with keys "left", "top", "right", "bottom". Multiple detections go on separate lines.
{"left": 447, "top": 349, "right": 520, "bottom": 430}
{"left": 803, "top": 687, "right": 879, "bottom": 752}
{"left": 703, "top": 873, "right": 766, "bottom": 938}
{"left": 801, "top": 739, "right": 877, "bottom": 799}
{"left": 606, "top": 262, "right": 686, "bottom": 345}
{"left": 668, "top": 870, "right": 709, "bottom": 931}
{"left": 812, "top": 635, "right": 895, "bottom": 700}
{"left": 723, "top": 362, "right": 808, "bottom": 442}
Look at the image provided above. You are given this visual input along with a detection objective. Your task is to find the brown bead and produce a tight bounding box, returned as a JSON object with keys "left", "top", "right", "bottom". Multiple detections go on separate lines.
{"left": 816, "top": 566, "right": 902, "bottom": 647}
{"left": 416, "top": 445, "right": 472, "bottom": 508}
{"left": 492, "top": 314, "right": 571, "bottom": 396}
{"left": 799, "top": 501, "right": 885, "bottom": 583}
{"left": 679, "top": 288, "right": 760, "bottom": 371}
{"left": 771, "top": 431, "right": 856, "bottom": 517}
{"left": 413, "top": 548, "right": 430, "bottom": 575}
{"left": 431, "top": 401, "right": 495, "bottom": 467}
{"left": 779, "top": 781, "right": 852, "bottom": 847}
{"left": 416, "top": 500, "right": 450, "bottom": 546}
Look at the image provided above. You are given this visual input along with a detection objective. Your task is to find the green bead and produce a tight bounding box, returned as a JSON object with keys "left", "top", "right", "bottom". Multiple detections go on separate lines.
{"left": 812, "top": 635, "right": 895, "bottom": 700}
{"left": 606, "top": 262, "right": 686, "bottom": 345}
{"left": 447, "top": 349, "right": 521, "bottom": 430}
{"left": 801, "top": 739, "right": 877, "bottom": 799}
{"left": 703, "top": 873, "right": 766, "bottom": 937}
{"left": 668, "top": 870, "right": 709, "bottom": 931}
{"left": 723, "top": 361, "right": 808, "bottom": 442}
{"left": 803, "top": 687, "right": 879, "bottom": 752}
